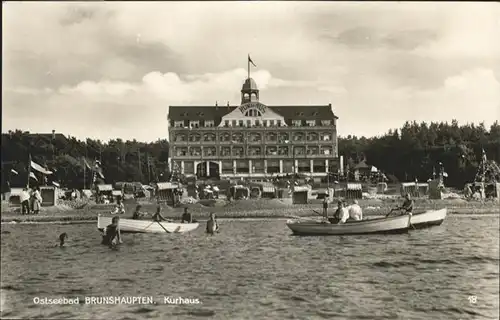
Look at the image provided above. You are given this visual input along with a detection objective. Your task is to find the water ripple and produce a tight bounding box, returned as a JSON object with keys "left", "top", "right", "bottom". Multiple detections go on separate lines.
{"left": 1, "top": 215, "right": 498, "bottom": 319}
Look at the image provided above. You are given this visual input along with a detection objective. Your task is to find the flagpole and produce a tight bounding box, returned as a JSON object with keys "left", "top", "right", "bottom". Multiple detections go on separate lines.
{"left": 247, "top": 55, "right": 250, "bottom": 79}
{"left": 83, "top": 158, "right": 86, "bottom": 190}
{"left": 27, "top": 154, "right": 31, "bottom": 188}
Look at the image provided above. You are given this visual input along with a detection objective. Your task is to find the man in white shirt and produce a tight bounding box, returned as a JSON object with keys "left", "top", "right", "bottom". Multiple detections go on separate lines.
{"left": 20, "top": 188, "right": 31, "bottom": 215}
{"left": 348, "top": 200, "right": 363, "bottom": 221}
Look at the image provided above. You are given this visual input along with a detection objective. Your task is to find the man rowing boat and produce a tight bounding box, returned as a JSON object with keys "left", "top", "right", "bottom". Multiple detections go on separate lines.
{"left": 399, "top": 194, "right": 413, "bottom": 213}
{"left": 152, "top": 206, "right": 168, "bottom": 222}
{"left": 181, "top": 208, "right": 192, "bottom": 223}
{"left": 387, "top": 194, "right": 414, "bottom": 217}
{"left": 101, "top": 216, "right": 122, "bottom": 247}
{"left": 132, "top": 205, "right": 148, "bottom": 220}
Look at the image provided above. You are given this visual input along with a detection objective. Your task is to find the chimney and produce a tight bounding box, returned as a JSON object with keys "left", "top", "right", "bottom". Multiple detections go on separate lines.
{"left": 227, "top": 101, "right": 230, "bottom": 106}
{"left": 52, "top": 129, "right": 56, "bottom": 140}
{"left": 215, "top": 101, "right": 218, "bottom": 106}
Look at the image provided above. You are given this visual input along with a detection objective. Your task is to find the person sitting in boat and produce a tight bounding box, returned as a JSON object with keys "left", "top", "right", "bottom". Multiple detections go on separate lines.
{"left": 181, "top": 207, "right": 192, "bottom": 223}
{"left": 152, "top": 206, "right": 168, "bottom": 222}
{"left": 398, "top": 194, "right": 414, "bottom": 214}
{"left": 101, "top": 216, "right": 122, "bottom": 247}
{"left": 206, "top": 212, "right": 219, "bottom": 235}
{"left": 348, "top": 200, "right": 363, "bottom": 221}
{"left": 111, "top": 198, "right": 125, "bottom": 215}
{"left": 132, "top": 204, "right": 148, "bottom": 220}
{"left": 328, "top": 200, "right": 344, "bottom": 224}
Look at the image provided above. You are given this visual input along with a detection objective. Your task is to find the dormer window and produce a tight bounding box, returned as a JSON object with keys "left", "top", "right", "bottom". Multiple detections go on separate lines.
{"left": 321, "top": 120, "right": 331, "bottom": 126}
{"left": 205, "top": 120, "right": 215, "bottom": 127}
{"left": 292, "top": 120, "right": 301, "bottom": 127}
{"left": 312, "top": 111, "right": 319, "bottom": 116}
{"left": 174, "top": 121, "right": 183, "bottom": 128}
{"left": 198, "top": 112, "right": 204, "bottom": 117}
{"left": 189, "top": 121, "right": 200, "bottom": 128}
{"left": 306, "top": 120, "right": 316, "bottom": 127}
{"left": 296, "top": 112, "right": 304, "bottom": 116}
{"left": 181, "top": 112, "right": 188, "bottom": 117}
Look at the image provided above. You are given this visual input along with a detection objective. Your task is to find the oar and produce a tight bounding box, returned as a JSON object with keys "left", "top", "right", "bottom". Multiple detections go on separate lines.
{"left": 385, "top": 208, "right": 397, "bottom": 217}
{"left": 156, "top": 221, "right": 170, "bottom": 233}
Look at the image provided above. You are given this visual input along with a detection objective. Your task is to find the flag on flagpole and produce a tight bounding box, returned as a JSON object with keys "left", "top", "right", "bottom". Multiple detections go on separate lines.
{"left": 29, "top": 172, "right": 38, "bottom": 181}
{"left": 10, "top": 169, "right": 18, "bottom": 175}
{"left": 482, "top": 148, "right": 487, "bottom": 162}
{"left": 30, "top": 160, "right": 53, "bottom": 175}
{"left": 248, "top": 55, "right": 256, "bottom": 67}
{"left": 83, "top": 158, "right": 91, "bottom": 170}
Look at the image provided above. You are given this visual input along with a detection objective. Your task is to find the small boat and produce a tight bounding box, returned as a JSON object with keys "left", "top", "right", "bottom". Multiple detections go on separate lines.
{"left": 410, "top": 208, "right": 447, "bottom": 229}
{"left": 286, "top": 214, "right": 412, "bottom": 236}
{"left": 97, "top": 215, "right": 199, "bottom": 234}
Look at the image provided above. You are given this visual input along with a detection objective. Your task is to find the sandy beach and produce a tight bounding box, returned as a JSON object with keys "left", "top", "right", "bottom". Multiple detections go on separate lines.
{"left": 1, "top": 197, "right": 498, "bottom": 224}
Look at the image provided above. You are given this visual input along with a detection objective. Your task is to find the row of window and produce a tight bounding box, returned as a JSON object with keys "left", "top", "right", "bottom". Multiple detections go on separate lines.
{"left": 173, "top": 160, "right": 333, "bottom": 174}
{"left": 174, "top": 146, "right": 335, "bottom": 157}
{"left": 172, "top": 119, "right": 333, "bottom": 128}
{"left": 173, "top": 132, "right": 333, "bottom": 143}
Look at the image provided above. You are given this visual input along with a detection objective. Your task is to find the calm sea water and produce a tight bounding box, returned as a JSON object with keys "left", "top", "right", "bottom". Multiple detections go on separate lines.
{"left": 1, "top": 214, "right": 499, "bottom": 320}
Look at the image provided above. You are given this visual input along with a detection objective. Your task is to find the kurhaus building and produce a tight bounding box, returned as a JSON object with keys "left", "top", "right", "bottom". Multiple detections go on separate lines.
{"left": 168, "top": 75, "right": 339, "bottom": 180}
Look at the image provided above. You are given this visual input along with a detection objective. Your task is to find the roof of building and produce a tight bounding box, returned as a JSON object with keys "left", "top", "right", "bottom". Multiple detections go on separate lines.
{"left": 168, "top": 105, "right": 338, "bottom": 121}
{"left": 241, "top": 78, "right": 258, "bottom": 91}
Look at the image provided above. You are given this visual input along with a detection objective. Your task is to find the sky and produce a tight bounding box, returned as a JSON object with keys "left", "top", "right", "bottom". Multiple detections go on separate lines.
{"left": 2, "top": 2, "right": 500, "bottom": 142}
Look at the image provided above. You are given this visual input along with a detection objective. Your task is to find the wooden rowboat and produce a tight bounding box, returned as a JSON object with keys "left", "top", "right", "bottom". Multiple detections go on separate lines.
{"left": 286, "top": 214, "right": 412, "bottom": 236}
{"left": 97, "top": 214, "right": 199, "bottom": 234}
{"left": 410, "top": 208, "right": 447, "bottom": 229}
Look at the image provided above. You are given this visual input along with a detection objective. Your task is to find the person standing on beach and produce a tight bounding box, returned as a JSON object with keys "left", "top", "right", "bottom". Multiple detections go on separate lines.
{"left": 20, "top": 188, "right": 31, "bottom": 215}
{"left": 32, "top": 187, "right": 42, "bottom": 215}
{"left": 322, "top": 197, "right": 329, "bottom": 219}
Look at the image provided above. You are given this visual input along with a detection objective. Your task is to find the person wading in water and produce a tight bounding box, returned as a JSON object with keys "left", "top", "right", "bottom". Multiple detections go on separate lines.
{"left": 206, "top": 212, "right": 219, "bottom": 235}
{"left": 101, "top": 216, "right": 122, "bottom": 247}
{"left": 58, "top": 233, "right": 68, "bottom": 247}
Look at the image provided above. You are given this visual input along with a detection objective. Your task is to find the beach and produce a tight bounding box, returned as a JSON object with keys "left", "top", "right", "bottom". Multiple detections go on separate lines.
{"left": 2, "top": 197, "right": 498, "bottom": 224}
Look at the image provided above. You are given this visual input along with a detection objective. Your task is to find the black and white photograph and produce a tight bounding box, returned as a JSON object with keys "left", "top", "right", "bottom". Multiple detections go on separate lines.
{"left": 1, "top": 1, "right": 499, "bottom": 319}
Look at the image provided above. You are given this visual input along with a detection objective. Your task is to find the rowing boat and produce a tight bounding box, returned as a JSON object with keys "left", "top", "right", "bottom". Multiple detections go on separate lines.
{"left": 286, "top": 214, "right": 411, "bottom": 236}
{"left": 410, "top": 208, "right": 447, "bottom": 229}
{"left": 97, "top": 214, "right": 199, "bottom": 234}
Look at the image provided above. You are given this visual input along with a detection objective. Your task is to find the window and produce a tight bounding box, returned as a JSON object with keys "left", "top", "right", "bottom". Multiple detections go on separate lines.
{"left": 255, "top": 120, "right": 260, "bottom": 126}
{"left": 190, "top": 121, "right": 200, "bottom": 128}
{"left": 239, "top": 120, "right": 244, "bottom": 127}
{"left": 263, "top": 120, "right": 268, "bottom": 127}
{"left": 306, "top": 120, "right": 316, "bottom": 127}
{"left": 269, "top": 120, "right": 275, "bottom": 127}
{"left": 232, "top": 120, "right": 237, "bottom": 127}
{"left": 224, "top": 120, "right": 230, "bottom": 127}
{"left": 174, "top": 121, "right": 183, "bottom": 128}
{"left": 321, "top": 120, "right": 331, "bottom": 126}
{"left": 205, "top": 120, "right": 215, "bottom": 127}
{"left": 244, "top": 109, "right": 262, "bottom": 117}
{"left": 247, "top": 120, "right": 252, "bottom": 127}
{"left": 277, "top": 120, "right": 282, "bottom": 127}
{"left": 292, "top": 120, "right": 301, "bottom": 127}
